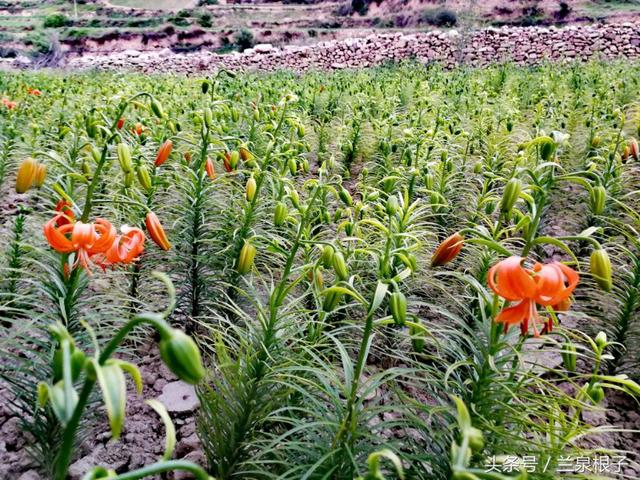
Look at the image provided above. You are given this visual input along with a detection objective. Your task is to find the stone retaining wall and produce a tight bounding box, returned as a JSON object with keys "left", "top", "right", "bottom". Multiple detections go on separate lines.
{"left": 67, "top": 23, "right": 640, "bottom": 74}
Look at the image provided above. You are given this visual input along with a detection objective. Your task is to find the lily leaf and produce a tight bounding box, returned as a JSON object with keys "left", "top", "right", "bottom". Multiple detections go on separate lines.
{"left": 94, "top": 360, "right": 127, "bottom": 440}
{"left": 146, "top": 399, "right": 176, "bottom": 461}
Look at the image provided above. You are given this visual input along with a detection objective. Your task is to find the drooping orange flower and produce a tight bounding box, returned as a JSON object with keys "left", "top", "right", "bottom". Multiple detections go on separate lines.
{"left": 105, "top": 226, "right": 145, "bottom": 264}
{"left": 27, "top": 88, "right": 42, "bottom": 96}
{"left": 223, "top": 151, "right": 233, "bottom": 173}
{"left": 205, "top": 157, "right": 216, "bottom": 179}
{"left": 44, "top": 216, "right": 116, "bottom": 272}
{"left": 431, "top": 232, "right": 464, "bottom": 267}
{"left": 155, "top": 140, "right": 173, "bottom": 167}
{"left": 133, "top": 123, "right": 144, "bottom": 136}
{"left": 488, "top": 256, "right": 579, "bottom": 337}
{"left": 2, "top": 97, "right": 17, "bottom": 109}
{"left": 145, "top": 212, "right": 171, "bottom": 251}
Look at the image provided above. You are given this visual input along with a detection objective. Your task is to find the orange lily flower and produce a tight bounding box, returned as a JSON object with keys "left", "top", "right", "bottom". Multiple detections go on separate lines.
{"left": 133, "top": 123, "right": 143, "bottom": 136}
{"left": 2, "top": 97, "right": 17, "bottom": 109}
{"left": 223, "top": 151, "right": 233, "bottom": 173}
{"left": 205, "top": 157, "right": 216, "bottom": 179}
{"left": 145, "top": 212, "right": 171, "bottom": 251}
{"left": 27, "top": 88, "right": 42, "bottom": 96}
{"left": 431, "top": 232, "right": 464, "bottom": 267}
{"left": 105, "top": 226, "right": 145, "bottom": 264}
{"left": 44, "top": 216, "right": 116, "bottom": 272}
{"left": 155, "top": 140, "right": 173, "bottom": 167}
{"left": 488, "top": 256, "right": 579, "bottom": 337}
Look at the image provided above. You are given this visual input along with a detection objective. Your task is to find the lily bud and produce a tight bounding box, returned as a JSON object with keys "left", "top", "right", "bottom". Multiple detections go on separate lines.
{"left": 155, "top": 140, "right": 173, "bottom": 167}
{"left": 590, "top": 249, "right": 612, "bottom": 292}
{"left": 150, "top": 98, "right": 165, "bottom": 119}
{"left": 117, "top": 143, "right": 133, "bottom": 174}
{"left": 500, "top": 178, "right": 521, "bottom": 214}
{"left": 389, "top": 291, "right": 407, "bottom": 326}
{"left": 312, "top": 268, "right": 323, "bottom": 290}
{"left": 145, "top": 211, "right": 171, "bottom": 251}
{"left": 124, "top": 170, "right": 134, "bottom": 188}
{"left": 246, "top": 176, "right": 257, "bottom": 202}
{"left": 137, "top": 165, "right": 152, "bottom": 192}
{"left": 589, "top": 185, "right": 606, "bottom": 216}
{"left": 539, "top": 137, "right": 556, "bottom": 160}
{"left": 33, "top": 163, "right": 47, "bottom": 188}
{"left": 622, "top": 146, "right": 630, "bottom": 162}
{"left": 159, "top": 329, "right": 205, "bottom": 385}
{"left": 288, "top": 158, "right": 297, "bottom": 176}
{"left": 467, "top": 427, "right": 484, "bottom": 452}
{"left": 239, "top": 146, "right": 253, "bottom": 162}
{"left": 229, "top": 150, "right": 240, "bottom": 170}
{"left": 205, "top": 157, "right": 216, "bottom": 179}
{"left": 320, "top": 245, "right": 334, "bottom": 268}
{"left": 629, "top": 138, "right": 639, "bottom": 161}
{"left": 424, "top": 173, "right": 434, "bottom": 190}
{"left": 586, "top": 382, "right": 605, "bottom": 404}
{"left": 203, "top": 108, "right": 213, "bottom": 128}
{"left": 553, "top": 296, "right": 572, "bottom": 312}
{"left": 322, "top": 289, "right": 342, "bottom": 312}
{"left": 595, "top": 331, "right": 608, "bottom": 350}
{"left": 53, "top": 346, "right": 86, "bottom": 383}
{"left": 386, "top": 196, "right": 399, "bottom": 216}
{"left": 288, "top": 188, "right": 300, "bottom": 209}
{"left": 339, "top": 187, "right": 353, "bottom": 207}
{"left": 237, "top": 240, "right": 257, "bottom": 275}
{"left": 431, "top": 232, "right": 464, "bottom": 267}
{"left": 16, "top": 157, "right": 38, "bottom": 193}
{"left": 116, "top": 117, "right": 124, "bottom": 130}
{"left": 274, "top": 201, "right": 287, "bottom": 226}
{"left": 561, "top": 342, "right": 577, "bottom": 372}
{"left": 332, "top": 251, "right": 348, "bottom": 281}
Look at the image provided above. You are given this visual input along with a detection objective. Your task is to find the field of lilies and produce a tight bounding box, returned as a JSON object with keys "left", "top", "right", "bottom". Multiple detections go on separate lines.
{"left": 1, "top": 62, "right": 640, "bottom": 480}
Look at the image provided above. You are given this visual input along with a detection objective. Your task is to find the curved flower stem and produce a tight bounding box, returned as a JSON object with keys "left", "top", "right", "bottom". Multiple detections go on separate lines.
{"left": 53, "top": 274, "right": 175, "bottom": 479}
{"left": 53, "top": 314, "right": 173, "bottom": 480}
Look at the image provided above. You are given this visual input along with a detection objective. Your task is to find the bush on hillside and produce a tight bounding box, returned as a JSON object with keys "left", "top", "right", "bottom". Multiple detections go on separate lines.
{"left": 43, "top": 14, "right": 69, "bottom": 29}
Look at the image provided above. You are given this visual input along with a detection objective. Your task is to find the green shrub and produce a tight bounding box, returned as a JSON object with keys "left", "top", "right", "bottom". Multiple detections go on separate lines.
{"left": 23, "top": 31, "right": 50, "bottom": 55}
{"left": 198, "top": 13, "right": 213, "bottom": 28}
{"left": 198, "top": 0, "right": 218, "bottom": 5}
{"left": 170, "top": 16, "right": 190, "bottom": 27}
{"left": 43, "top": 14, "right": 69, "bottom": 29}
{"left": 422, "top": 8, "right": 457, "bottom": 27}
{"left": 351, "top": 0, "right": 369, "bottom": 16}
{"left": 64, "top": 28, "right": 89, "bottom": 40}
{"left": 234, "top": 28, "right": 254, "bottom": 52}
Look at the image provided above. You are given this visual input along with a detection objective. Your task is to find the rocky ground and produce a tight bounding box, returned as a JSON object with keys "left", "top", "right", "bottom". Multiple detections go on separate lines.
{"left": 0, "top": 343, "right": 206, "bottom": 480}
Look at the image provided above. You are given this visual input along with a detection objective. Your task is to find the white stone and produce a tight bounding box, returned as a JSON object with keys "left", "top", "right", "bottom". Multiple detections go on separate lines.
{"left": 157, "top": 381, "right": 199, "bottom": 413}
